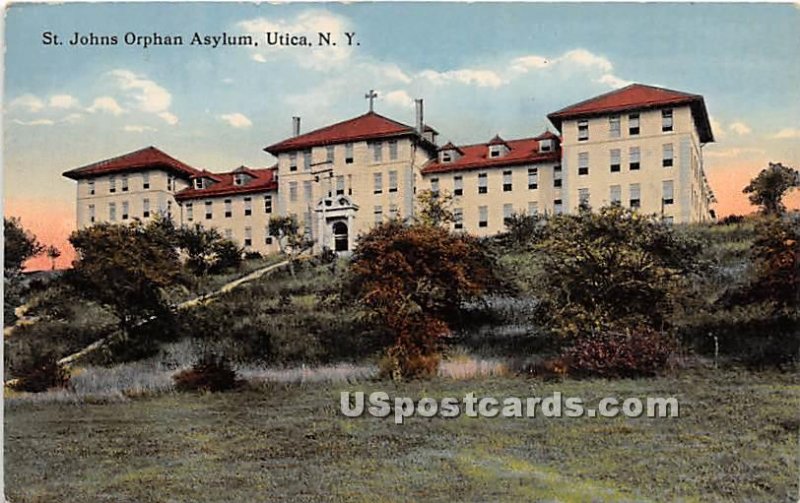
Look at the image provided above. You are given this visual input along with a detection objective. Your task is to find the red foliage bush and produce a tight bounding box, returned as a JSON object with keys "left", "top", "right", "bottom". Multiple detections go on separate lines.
{"left": 173, "top": 354, "right": 241, "bottom": 392}
{"left": 562, "top": 327, "right": 675, "bottom": 378}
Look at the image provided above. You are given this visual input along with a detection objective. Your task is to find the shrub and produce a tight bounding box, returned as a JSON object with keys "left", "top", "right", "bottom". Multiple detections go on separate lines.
{"left": 9, "top": 351, "right": 71, "bottom": 393}
{"left": 173, "top": 353, "right": 241, "bottom": 392}
{"left": 561, "top": 327, "right": 675, "bottom": 378}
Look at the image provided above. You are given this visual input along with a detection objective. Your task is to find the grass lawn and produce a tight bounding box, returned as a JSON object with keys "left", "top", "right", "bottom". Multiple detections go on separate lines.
{"left": 5, "top": 367, "right": 799, "bottom": 502}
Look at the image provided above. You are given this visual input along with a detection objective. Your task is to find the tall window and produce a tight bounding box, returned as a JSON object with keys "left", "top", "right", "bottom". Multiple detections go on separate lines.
{"left": 289, "top": 182, "right": 298, "bottom": 202}
{"left": 244, "top": 227, "right": 252, "bottom": 247}
{"left": 629, "top": 113, "right": 640, "bottom": 135}
{"left": 289, "top": 153, "right": 298, "bottom": 172}
{"left": 389, "top": 204, "right": 398, "bottom": 218}
{"left": 109, "top": 176, "right": 116, "bottom": 193}
{"left": 453, "top": 208, "right": 463, "bottom": 230}
{"left": 186, "top": 203, "right": 193, "bottom": 221}
{"left": 374, "top": 205, "right": 383, "bottom": 224}
{"left": 662, "top": 109, "right": 673, "bottom": 132}
{"left": 629, "top": 147, "right": 641, "bottom": 170}
{"left": 225, "top": 229, "right": 233, "bottom": 240}
{"left": 88, "top": 204, "right": 95, "bottom": 223}
{"left": 662, "top": 144, "right": 674, "bottom": 167}
{"left": 478, "top": 173, "right": 488, "bottom": 194}
{"left": 578, "top": 153, "right": 589, "bottom": 176}
{"left": 121, "top": 175, "right": 129, "bottom": 192}
{"left": 143, "top": 198, "right": 150, "bottom": 218}
{"left": 478, "top": 206, "right": 488, "bottom": 228}
{"left": 528, "top": 168, "right": 538, "bottom": 190}
{"left": 264, "top": 195, "right": 273, "bottom": 214}
{"left": 88, "top": 180, "right": 95, "bottom": 195}
{"left": 345, "top": 143, "right": 354, "bottom": 164}
{"left": 205, "top": 201, "right": 213, "bottom": 219}
{"left": 610, "top": 149, "right": 621, "bottom": 172}
{"left": 388, "top": 140, "right": 398, "bottom": 160}
{"left": 244, "top": 197, "right": 252, "bottom": 216}
{"left": 503, "top": 170, "right": 513, "bottom": 192}
{"left": 372, "top": 142, "right": 383, "bottom": 163}
{"left": 578, "top": 188, "right": 590, "bottom": 208}
{"left": 554, "top": 165, "right": 563, "bottom": 188}
{"left": 120, "top": 201, "right": 128, "bottom": 220}
{"left": 388, "top": 171, "right": 398, "bottom": 193}
{"left": 430, "top": 178, "right": 440, "bottom": 197}
{"left": 503, "top": 204, "right": 514, "bottom": 224}
{"left": 303, "top": 149, "right": 312, "bottom": 171}
{"left": 662, "top": 180, "right": 674, "bottom": 205}
{"left": 265, "top": 226, "right": 273, "bottom": 245}
{"left": 336, "top": 176, "right": 345, "bottom": 195}
{"left": 303, "top": 180, "right": 312, "bottom": 202}
{"left": 167, "top": 176, "right": 174, "bottom": 192}
{"left": 326, "top": 145, "right": 335, "bottom": 163}
{"left": 554, "top": 199, "right": 563, "bottom": 214}
{"left": 528, "top": 202, "right": 538, "bottom": 215}
{"left": 454, "top": 175, "right": 463, "bottom": 196}
{"left": 373, "top": 172, "right": 383, "bottom": 194}
{"left": 109, "top": 202, "right": 116, "bottom": 221}
{"left": 578, "top": 119, "right": 589, "bottom": 141}
{"left": 142, "top": 172, "right": 150, "bottom": 189}
{"left": 224, "top": 199, "right": 232, "bottom": 218}
{"left": 630, "top": 184, "right": 641, "bottom": 208}
{"left": 609, "top": 115, "right": 621, "bottom": 138}
{"left": 610, "top": 185, "right": 622, "bottom": 205}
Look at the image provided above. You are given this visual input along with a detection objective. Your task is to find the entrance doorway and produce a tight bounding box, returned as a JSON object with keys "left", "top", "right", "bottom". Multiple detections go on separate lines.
{"left": 332, "top": 221, "right": 349, "bottom": 252}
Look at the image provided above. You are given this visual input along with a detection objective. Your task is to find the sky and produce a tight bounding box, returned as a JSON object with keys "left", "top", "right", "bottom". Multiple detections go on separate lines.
{"left": 4, "top": 2, "right": 800, "bottom": 270}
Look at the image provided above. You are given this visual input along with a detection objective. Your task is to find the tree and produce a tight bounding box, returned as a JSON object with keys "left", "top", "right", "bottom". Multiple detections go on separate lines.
{"left": 743, "top": 162, "right": 799, "bottom": 215}
{"left": 68, "top": 219, "right": 184, "bottom": 338}
{"left": 4, "top": 217, "right": 44, "bottom": 276}
{"left": 269, "top": 215, "right": 313, "bottom": 277}
{"left": 348, "top": 219, "right": 499, "bottom": 378}
{"left": 45, "top": 245, "right": 61, "bottom": 271}
{"left": 176, "top": 224, "right": 242, "bottom": 276}
{"left": 416, "top": 189, "right": 454, "bottom": 227}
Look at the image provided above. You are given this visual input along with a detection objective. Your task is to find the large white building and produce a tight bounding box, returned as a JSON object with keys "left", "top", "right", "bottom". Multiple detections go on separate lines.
{"left": 63, "top": 83, "right": 716, "bottom": 255}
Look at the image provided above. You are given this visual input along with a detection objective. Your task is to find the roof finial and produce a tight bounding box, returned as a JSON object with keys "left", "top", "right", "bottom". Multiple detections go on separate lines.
{"left": 365, "top": 89, "right": 378, "bottom": 112}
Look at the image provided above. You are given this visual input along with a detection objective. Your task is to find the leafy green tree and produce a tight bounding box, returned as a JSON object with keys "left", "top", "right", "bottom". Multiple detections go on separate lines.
{"left": 45, "top": 245, "right": 61, "bottom": 271}
{"left": 416, "top": 189, "right": 454, "bottom": 227}
{"left": 499, "top": 212, "right": 544, "bottom": 249}
{"left": 269, "top": 215, "right": 312, "bottom": 277}
{"left": 743, "top": 162, "right": 799, "bottom": 215}
{"left": 4, "top": 217, "right": 44, "bottom": 276}
{"left": 177, "top": 224, "right": 242, "bottom": 276}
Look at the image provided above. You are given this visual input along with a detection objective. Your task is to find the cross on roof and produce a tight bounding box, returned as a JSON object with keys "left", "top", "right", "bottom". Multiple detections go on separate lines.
{"left": 365, "top": 89, "right": 378, "bottom": 112}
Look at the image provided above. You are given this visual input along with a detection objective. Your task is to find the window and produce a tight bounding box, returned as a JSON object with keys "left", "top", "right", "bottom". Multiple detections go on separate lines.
{"left": 610, "top": 149, "right": 621, "bottom": 172}
{"left": 244, "top": 197, "right": 252, "bottom": 216}
{"left": 629, "top": 147, "right": 641, "bottom": 170}
{"left": 389, "top": 204, "right": 399, "bottom": 218}
{"left": 234, "top": 174, "right": 247, "bottom": 186}
{"left": 389, "top": 171, "right": 398, "bottom": 193}
{"left": 167, "top": 176, "right": 174, "bottom": 192}
{"left": 489, "top": 146, "right": 502, "bottom": 158}
{"left": 578, "top": 153, "right": 589, "bottom": 176}
{"left": 109, "top": 176, "right": 116, "bottom": 193}
{"left": 374, "top": 205, "right": 383, "bottom": 224}
{"left": 610, "top": 185, "right": 622, "bottom": 205}
{"left": 142, "top": 172, "right": 150, "bottom": 189}
{"left": 478, "top": 206, "right": 488, "bottom": 228}
{"left": 478, "top": 173, "right": 488, "bottom": 194}
{"left": 289, "top": 182, "right": 298, "bottom": 202}
{"left": 109, "top": 202, "right": 117, "bottom": 221}
{"left": 503, "top": 204, "right": 514, "bottom": 225}
{"left": 289, "top": 153, "right": 298, "bottom": 172}
{"left": 373, "top": 173, "right": 383, "bottom": 194}
{"left": 503, "top": 170, "right": 513, "bottom": 192}
{"left": 663, "top": 216, "right": 674, "bottom": 225}
{"left": 264, "top": 195, "right": 272, "bottom": 214}
{"left": 88, "top": 204, "right": 95, "bottom": 223}
{"left": 303, "top": 180, "right": 312, "bottom": 202}
{"left": 662, "top": 109, "right": 673, "bottom": 132}
{"left": 540, "top": 139, "right": 553, "bottom": 152}
{"left": 224, "top": 229, "right": 233, "bottom": 240}
{"left": 143, "top": 198, "right": 150, "bottom": 218}
{"left": 205, "top": 201, "right": 213, "bottom": 219}
{"left": 265, "top": 226, "right": 273, "bottom": 245}
{"left": 662, "top": 180, "right": 674, "bottom": 205}
{"left": 454, "top": 176, "right": 463, "bottom": 196}
{"left": 372, "top": 142, "right": 383, "bottom": 163}
{"left": 303, "top": 150, "right": 312, "bottom": 171}
{"left": 326, "top": 145, "right": 335, "bottom": 163}
{"left": 554, "top": 199, "right": 563, "bottom": 214}
{"left": 120, "top": 202, "right": 129, "bottom": 220}
{"left": 662, "top": 143, "right": 674, "bottom": 167}
{"left": 194, "top": 178, "right": 205, "bottom": 190}
{"left": 629, "top": 113, "right": 640, "bottom": 135}
{"left": 121, "top": 175, "right": 129, "bottom": 192}
{"left": 609, "top": 115, "right": 621, "bottom": 138}
{"left": 388, "top": 140, "right": 398, "bottom": 160}
{"left": 88, "top": 180, "right": 95, "bottom": 195}
{"left": 167, "top": 201, "right": 172, "bottom": 219}
{"left": 528, "top": 168, "right": 538, "bottom": 190}
{"left": 244, "top": 227, "right": 252, "bottom": 247}
{"left": 347, "top": 175, "right": 353, "bottom": 195}
{"left": 345, "top": 143, "right": 354, "bottom": 164}
{"left": 336, "top": 176, "right": 345, "bottom": 196}
{"left": 554, "top": 165, "right": 562, "bottom": 188}
{"left": 442, "top": 151, "right": 452, "bottom": 163}
{"left": 528, "top": 202, "right": 538, "bottom": 215}
{"left": 630, "top": 184, "right": 641, "bottom": 208}
{"left": 578, "top": 188, "right": 590, "bottom": 208}
{"left": 454, "top": 208, "right": 463, "bottom": 230}
{"left": 186, "top": 203, "right": 194, "bottom": 221}
{"left": 430, "top": 178, "right": 440, "bottom": 197}
{"left": 578, "top": 119, "right": 589, "bottom": 141}
{"left": 224, "top": 199, "right": 232, "bottom": 218}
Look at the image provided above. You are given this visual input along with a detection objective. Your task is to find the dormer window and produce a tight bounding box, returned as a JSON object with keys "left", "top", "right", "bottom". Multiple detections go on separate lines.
{"left": 233, "top": 173, "right": 249, "bottom": 186}
{"left": 540, "top": 139, "right": 553, "bottom": 152}
{"left": 441, "top": 151, "right": 452, "bottom": 163}
{"left": 194, "top": 178, "right": 205, "bottom": 190}
{"left": 487, "top": 135, "right": 509, "bottom": 158}
{"left": 489, "top": 146, "right": 502, "bottom": 158}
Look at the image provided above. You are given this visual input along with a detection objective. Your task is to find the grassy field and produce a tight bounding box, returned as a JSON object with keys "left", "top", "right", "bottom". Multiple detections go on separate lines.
{"left": 6, "top": 367, "right": 799, "bottom": 502}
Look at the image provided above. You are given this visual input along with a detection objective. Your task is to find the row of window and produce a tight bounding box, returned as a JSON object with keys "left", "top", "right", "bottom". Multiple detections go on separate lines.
{"left": 372, "top": 204, "right": 401, "bottom": 223}
{"left": 577, "top": 181, "right": 675, "bottom": 207}
{"left": 87, "top": 172, "right": 171, "bottom": 195}
{"left": 287, "top": 140, "right": 400, "bottom": 172}
{"left": 578, "top": 144, "right": 674, "bottom": 176}
{"left": 287, "top": 171, "right": 401, "bottom": 202}
{"left": 577, "top": 109, "right": 673, "bottom": 141}
{"left": 220, "top": 226, "right": 273, "bottom": 247}
{"left": 185, "top": 195, "right": 273, "bottom": 221}
{"left": 87, "top": 199, "right": 161, "bottom": 223}
{"left": 429, "top": 166, "right": 560, "bottom": 195}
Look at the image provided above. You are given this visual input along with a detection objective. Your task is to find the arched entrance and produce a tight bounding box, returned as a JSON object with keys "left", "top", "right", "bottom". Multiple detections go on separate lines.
{"left": 332, "top": 221, "right": 349, "bottom": 252}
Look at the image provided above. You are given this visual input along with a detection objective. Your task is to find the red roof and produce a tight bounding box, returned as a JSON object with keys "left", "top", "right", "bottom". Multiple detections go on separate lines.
{"left": 422, "top": 132, "right": 560, "bottom": 175}
{"left": 175, "top": 166, "right": 278, "bottom": 201}
{"left": 265, "top": 112, "right": 429, "bottom": 154}
{"left": 63, "top": 146, "right": 201, "bottom": 180}
{"left": 547, "top": 84, "right": 714, "bottom": 142}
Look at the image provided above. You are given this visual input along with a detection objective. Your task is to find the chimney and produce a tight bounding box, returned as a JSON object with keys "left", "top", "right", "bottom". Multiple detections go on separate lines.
{"left": 415, "top": 99, "right": 424, "bottom": 135}
{"left": 292, "top": 116, "right": 301, "bottom": 137}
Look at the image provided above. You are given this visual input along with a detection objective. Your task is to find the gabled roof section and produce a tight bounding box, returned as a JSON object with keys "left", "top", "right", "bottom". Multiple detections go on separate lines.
{"left": 439, "top": 141, "right": 465, "bottom": 154}
{"left": 190, "top": 170, "right": 224, "bottom": 182}
{"left": 63, "top": 146, "right": 202, "bottom": 180}
{"left": 422, "top": 132, "right": 560, "bottom": 175}
{"left": 265, "top": 112, "right": 433, "bottom": 154}
{"left": 175, "top": 166, "right": 278, "bottom": 201}
{"left": 547, "top": 83, "right": 714, "bottom": 142}
{"left": 487, "top": 134, "right": 509, "bottom": 147}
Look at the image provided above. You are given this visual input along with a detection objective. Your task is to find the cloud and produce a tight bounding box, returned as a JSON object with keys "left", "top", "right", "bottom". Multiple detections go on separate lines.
{"left": 124, "top": 125, "right": 157, "bottom": 133}
{"left": 12, "top": 118, "right": 55, "bottom": 126}
{"left": 418, "top": 68, "right": 506, "bottom": 88}
{"left": 511, "top": 55, "right": 550, "bottom": 72}
{"left": 383, "top": 90, "right": 414, "bottom": 109}
{"left": 773, "top": 127, "right": 800, "bottom": 139}
{"left": 709, "top": 116, "right": 727, "bottom": 140}
{"left": 109, "top": 69, "right": 172, "bottom": 113}
{"left": 705, "top": 147, "right": 766, "bottom": 159}
{"left": 61, "top": 113, "right": 83, "bottom": 124}
{"left": 9, "top": 94, "right": 45, "bottom": 113}
{"left": 158, "top": 112, "right": 179, "bottom": 125}
{"left": 87, "top": 96, "right": 125, "bottom": 116}
{"left": 220, "top": 113, "right": 253, "bottom": 129}
{"left": 222, "top": 78, "right": 235, "bottom": 84}
{"left": 596, "top": 74, "right": 633, "bottom": 89}
{"left": 48, "top": 94, "right": 79, "bottom": 109}
{"left": 729, "top": 121, "right": 752, "bottom": 135}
